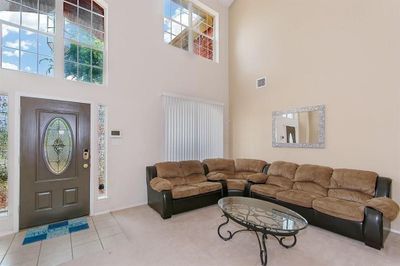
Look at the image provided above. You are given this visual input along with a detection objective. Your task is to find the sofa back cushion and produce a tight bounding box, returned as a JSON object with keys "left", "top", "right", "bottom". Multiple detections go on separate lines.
{"left": 180, "top": 160, "right": 207, "bottom": 185}
{"left": 293, "top": 182, "right": 327, "bottom": 196}
{"left": 155, "top": 162, "right": 183, "bottom": 178}
{"left": 293, "top": 164, "right": 333, "bottom": 196}
{"left": 328, "top": 189, "right": 372, "bottom": 203}
{"left": 268, "top": 161, "right": 298, "bottom": 180}
{"left": 235, "top": 159, "right": 267, "bottom": 173}
{"left": 330, "top": 169, "right": 377, "bottom": 196}
{"left": 155, "top": 162, "right": 185, "bottom": 187}
{"left": 180, "top": 160, "right": 204, "bottom": 176}
{"left": 203, "top": 159, "right": 235, "bottom": 175}
{"left": 266, "top": 175, "right": 293, "bottom": 189}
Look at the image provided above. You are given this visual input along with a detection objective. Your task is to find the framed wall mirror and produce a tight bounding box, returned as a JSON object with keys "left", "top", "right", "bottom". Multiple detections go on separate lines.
{"left": 272, "top": 105, "right": 325, "bottom": 149}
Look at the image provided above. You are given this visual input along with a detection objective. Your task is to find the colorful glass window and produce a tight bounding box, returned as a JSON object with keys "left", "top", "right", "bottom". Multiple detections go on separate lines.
{"left": 43, "top": 117, "right": 73, "bottom": 175}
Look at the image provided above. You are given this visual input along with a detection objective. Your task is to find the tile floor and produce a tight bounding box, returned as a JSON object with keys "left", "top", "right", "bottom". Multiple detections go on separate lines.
{"left": 0, "top": 205, "right": 399, "bottom": 266}
{"left": 0, "top": 213, "right": 128, "bottom": 266}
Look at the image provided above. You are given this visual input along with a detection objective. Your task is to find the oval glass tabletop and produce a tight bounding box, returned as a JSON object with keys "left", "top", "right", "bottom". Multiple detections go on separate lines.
{"left": 218, "top": 197, "right": 308, "bottom": 234}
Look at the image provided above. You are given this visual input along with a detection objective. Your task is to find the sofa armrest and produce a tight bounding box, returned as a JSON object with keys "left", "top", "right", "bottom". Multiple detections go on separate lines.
{"left": 366, "top": 197, "right": 399, "bottom": 221}
{"left": 364, "top": 207, "right": 384, "bottom": 249}
{"left": 247, "top": 173, "right": 268, "bottom": 184}
{"left": 150, "top": 177, "right": 173, "bottom": 192}
{"left": 207, "top": 173, "right": 228, "bottom": 181}
{"left": 146, "top": 166, "right": 157, "bottom": 184}
{"left": 375, "top": 177, "right": 392, "bottom": 198}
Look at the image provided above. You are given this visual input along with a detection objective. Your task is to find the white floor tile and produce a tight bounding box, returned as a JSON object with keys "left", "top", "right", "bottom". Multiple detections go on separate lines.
{"left": 100, "top": 233, "right": 129, "bottom": 250}
{"left": 40, "top": 235, "right": 71, "bottom": 257}
{"left": 72, "top": 240, "right": 103, "bottom": 259}
{"left": 71, "top": 230, "right": 99, "bottom": 247}
{"left": 96, "top": 226, "right": 122, "bottom": 239}
{"left": 1, "top": 244, "right": 40, "bottom": 266}
{"left": 38, "top": 249, "right": 72, "bottom": 266}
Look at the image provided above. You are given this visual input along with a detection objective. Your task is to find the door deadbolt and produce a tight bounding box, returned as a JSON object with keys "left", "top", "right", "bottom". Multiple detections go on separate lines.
{"left": 83, "top": 149, "right": 90, "bottom": 160}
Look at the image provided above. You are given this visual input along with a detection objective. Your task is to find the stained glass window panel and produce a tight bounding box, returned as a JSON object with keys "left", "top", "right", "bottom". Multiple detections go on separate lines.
{"left": 0, "top": 96, "right": 8, "bottom": 214}
{"left": 43, "top": 118, "right": 73, "bottom": 175}
{"left": 97, "top": 105, "right": 107, "bottom": 197}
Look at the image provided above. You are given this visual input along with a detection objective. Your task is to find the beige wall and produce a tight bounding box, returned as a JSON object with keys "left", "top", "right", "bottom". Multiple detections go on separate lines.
{"left": 0, "top": 0, "right": 229, "bottom": 234}
{"left": 229, "top": 0, "right": 400, "bottom": 231}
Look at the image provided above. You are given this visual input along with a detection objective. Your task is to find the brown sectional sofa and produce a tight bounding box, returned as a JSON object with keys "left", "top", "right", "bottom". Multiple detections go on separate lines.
{"left": 146, "top": 160, "right": 225, "bottom": 219}
{"left": 147, "top": 158, "right": 399, "bottom": 250}
{"left": 203, "top": 158, "right": 268, "bottom": 196}
{"left": 249, "top": 161, "right": 399, "bottom": 249}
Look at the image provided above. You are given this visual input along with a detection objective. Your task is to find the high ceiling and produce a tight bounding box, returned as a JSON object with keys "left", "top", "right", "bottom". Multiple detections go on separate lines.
{"left": 219, "top": 0, "right": 235, "bottom": 7}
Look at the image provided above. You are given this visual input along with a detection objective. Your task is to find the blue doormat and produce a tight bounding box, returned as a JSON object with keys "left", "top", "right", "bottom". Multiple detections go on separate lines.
{"left": 23, "top": 217, "right": 89, "bottom": 245}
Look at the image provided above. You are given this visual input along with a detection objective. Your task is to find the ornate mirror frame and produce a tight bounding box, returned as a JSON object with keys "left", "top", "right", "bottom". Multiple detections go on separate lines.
{"left": 272, "top": 105, "right": 326, "bottom": 149}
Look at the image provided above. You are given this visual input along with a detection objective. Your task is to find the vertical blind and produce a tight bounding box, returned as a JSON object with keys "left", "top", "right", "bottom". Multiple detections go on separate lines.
{"left": 163, "top": 94, "right": 224, "bottom": 161}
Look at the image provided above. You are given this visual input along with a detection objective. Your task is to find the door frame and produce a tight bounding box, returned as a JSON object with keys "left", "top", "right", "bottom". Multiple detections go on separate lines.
{"left": 13, "top": 92, "right": 96, "bottom": 232}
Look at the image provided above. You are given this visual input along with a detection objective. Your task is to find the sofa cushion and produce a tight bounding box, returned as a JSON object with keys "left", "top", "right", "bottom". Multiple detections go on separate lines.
{"left": 207, "top": 173, "right": 228, "bottom": 181}
{"left": 313, "top": 197, "right": 365, "bottom": 222}
{"left": 192, "top": 182, "right": 222, "bottom": 194}
{"left": 233, "top": 172, "right": 256, "bottom": 180}
{"left": 266, "top": 175, "right": 293, "bottom": 189}
{"left": 293, "top": 182, "right": 327, "bottom": 197}
{"left": 276, "top": 190, "right": 324, "bottom": 208}
{"left": 203, "top": 159, "right": 235, "bottom": 174}
{"left": 150, "top": 177, "right": 172, "bottom": 192}
{"left": 328, "top": 189, "right": 372, "bottom": 204}
{"left": 295, "top": 164, "right": 333, "bottom": 188}
{"left": 247, "top": 173, "right": 268, "bottom": 184}
{"left": 366, "top": 197, "right": 400, "bottom": 221}
{"left": 155, "top": 162, "right": 183, "bottom": 178}
{"left": 171, "top": 185, "right": 200, "bottom": 199}
{"left": 208, "top": 170, "right": 235, "bottom": 179}
{"left": 185, "top": 174, "right": 207, "bottom": 185}
{"left": 331, "top": 169, "right": 377, "bottom": 196}
{"left": 235, "top": 159, "right": 267, "bottom": 173}
{"left": 227, "top": 179, "right": 247, "bottom": 191}
{"left": 251, "top": 184, "right": 286, "bottom": 198}
{"left": 180, "top": 160, "right": 204, "bottom": 176}
{"left": 268, "top": 161, "right": 298, "bottom": 180}
{"left": 163, "top": 177, "right": 186, "bottom": 187}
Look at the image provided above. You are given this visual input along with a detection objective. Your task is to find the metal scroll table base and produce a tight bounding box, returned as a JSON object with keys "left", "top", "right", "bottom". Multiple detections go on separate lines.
{"left": 217, "top": 214, "right": 298, "bottom": 266}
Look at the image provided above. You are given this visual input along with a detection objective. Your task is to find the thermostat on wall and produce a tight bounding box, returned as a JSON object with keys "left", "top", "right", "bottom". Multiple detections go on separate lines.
{"left": 110, "top": 130, "right": 122, "bottom": 138}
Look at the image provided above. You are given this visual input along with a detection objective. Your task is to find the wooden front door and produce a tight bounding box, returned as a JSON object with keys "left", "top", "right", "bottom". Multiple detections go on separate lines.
{"left": 20, "top": 97, "right": 90, "bottom": 229}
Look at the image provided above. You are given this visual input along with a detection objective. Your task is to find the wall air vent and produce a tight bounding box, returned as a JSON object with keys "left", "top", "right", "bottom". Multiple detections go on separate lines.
{"left": 256, "top": 77, "right": 267, "bottom": 89}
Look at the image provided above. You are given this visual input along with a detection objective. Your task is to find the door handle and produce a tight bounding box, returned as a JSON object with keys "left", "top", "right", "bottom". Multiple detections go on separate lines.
{"left": 83, "top": 163, "right": 89, "bottom": 169}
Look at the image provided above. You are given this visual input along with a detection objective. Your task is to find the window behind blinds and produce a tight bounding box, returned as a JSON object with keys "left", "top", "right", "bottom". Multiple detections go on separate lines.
{"left": 163, "top": 94, "right": 224, "bottom": 161}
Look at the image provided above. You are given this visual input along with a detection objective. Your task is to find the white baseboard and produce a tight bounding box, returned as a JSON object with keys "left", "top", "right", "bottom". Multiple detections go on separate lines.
{"left": 92, "top": 202, "right": 147, "bottom": 216}
{"left": 385, "top": 227, "right": 400, "bottom": 235}
{"left": 0, "top": 230, "right": 14, "bottom": 238}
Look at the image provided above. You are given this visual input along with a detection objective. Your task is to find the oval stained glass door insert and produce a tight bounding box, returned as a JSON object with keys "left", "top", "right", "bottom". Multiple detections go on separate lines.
{"left": 43, "top": 117, "right": 73, "bottom": 175}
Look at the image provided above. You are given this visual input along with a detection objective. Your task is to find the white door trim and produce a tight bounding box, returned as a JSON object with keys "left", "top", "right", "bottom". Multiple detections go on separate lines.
{"left": 13, "top": 92, "right": 95, "bottom": 232}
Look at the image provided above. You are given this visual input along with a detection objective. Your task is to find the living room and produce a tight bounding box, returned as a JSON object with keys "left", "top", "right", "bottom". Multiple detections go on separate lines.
{"left": 0, "top": 0, "right": 399, "bottom": 265}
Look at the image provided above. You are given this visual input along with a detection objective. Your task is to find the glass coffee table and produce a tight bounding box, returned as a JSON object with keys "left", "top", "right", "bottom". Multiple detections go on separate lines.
{"left": 218, "top": 197, "right": 308, "bottom": 266}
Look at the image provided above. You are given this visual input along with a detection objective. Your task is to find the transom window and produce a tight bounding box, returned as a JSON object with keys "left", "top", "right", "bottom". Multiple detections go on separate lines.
{"left": 0, "top": 0, "right": 55, "bottom": 75}
{"left": 163, "top": 0, "right": 217, "bottom": 61}
{"left": 63, "top": 0, "right": 105, "bottom": 84}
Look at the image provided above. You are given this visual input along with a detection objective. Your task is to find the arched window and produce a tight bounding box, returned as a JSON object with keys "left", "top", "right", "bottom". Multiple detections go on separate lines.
{"left": 0, "top": 0, "right": 55, "bottom": 75}
{"left": 63, "top": 0, "right": 105, "bottom": 84}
